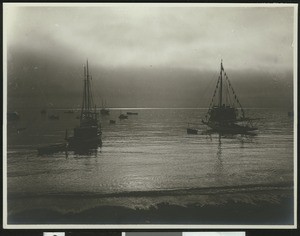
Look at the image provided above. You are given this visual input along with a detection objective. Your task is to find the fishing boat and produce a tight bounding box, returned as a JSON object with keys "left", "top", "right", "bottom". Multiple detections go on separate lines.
{"left": 119, "top": 114, "right": 128, "bottom": 120}
{"left": 187, "top": 123, "right": 198, "bottom": 134}
{"left": 66, "top": 60, "right": 102, "bottom": 150}
{"left": 127, "top": 112, "right": 138, "bottom": 115}
{"left": 100, "top": 100, "right": 110, "bottom": 115}
{"left": 187, "top": 127, "right": 198, "bottom": 135}
{"left": 201, "top": 60, "right": 257, "bottom": 134}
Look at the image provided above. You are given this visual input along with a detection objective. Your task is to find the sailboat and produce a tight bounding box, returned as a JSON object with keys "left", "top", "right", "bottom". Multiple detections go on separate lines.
{"left": 201, "top": 60, "right": 257, "bottom": 134}
{"left": 66, "top": 60, "right": 102, "bottom": 149}
{"left": 100, "top": 99, "right": 110, "bottom": 115}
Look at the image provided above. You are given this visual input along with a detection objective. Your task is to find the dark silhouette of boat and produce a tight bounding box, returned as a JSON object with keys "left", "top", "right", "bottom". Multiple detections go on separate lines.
{"left": 101, "top": 108, "right": 110, "bottom": 115}
{"left": 110, "top": 120, "right": 116, "bottom": 124}
{"left": 38, "top": 143, "right": 67, "bottom": 155}
{"left": 201, "top": 60, "right": 257, "bottom": 134}
{"left": 7, "top": 112, "right": 20, "bottom": 121}
{"left": 187, "top": 127, "right": 198, "bottom": 134}
{"left": 119, "top": 114, "right": 128, "bottom": 119}
{"left": 186, "top": 123, "right": 198, "bottom": 134}
{"left": 66, "top": 60, "right": 102, "bottom": 150}
{"left": 127, "top": 112, "right": 138, "bottom": 115}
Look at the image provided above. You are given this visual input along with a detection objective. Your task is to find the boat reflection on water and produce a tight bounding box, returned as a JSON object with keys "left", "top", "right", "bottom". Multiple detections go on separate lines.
{"left": 210, "top": 133, "right": 256, "bottom": 186}
{"left": 201, "top": 128, "right": 257, "bottom": 138}
{"left": 214, "top": 134, "right": 224, "bottom": 181}
{"left": 70, "top": 146, "right": 100, "bottom": 157}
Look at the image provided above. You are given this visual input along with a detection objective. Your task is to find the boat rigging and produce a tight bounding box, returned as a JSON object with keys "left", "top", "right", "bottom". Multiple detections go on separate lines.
{"left": 66, "top": 60, "right": 102, "bottom": 149}
{"left": 201, "top": 60, "right": 257, "bottom": 134}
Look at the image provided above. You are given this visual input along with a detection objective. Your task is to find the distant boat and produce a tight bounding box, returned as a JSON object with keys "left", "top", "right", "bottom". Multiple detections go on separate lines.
{"left": 109, "top": 120, "right": 116, "bottom": 124}
{"left": 119, "top": 114, "right": 128, "bottom": 120}
{"left": 127, "top": 112, "right": 138, "bottom": 115}
{"left": 187, "top": 127, "right": 198, "bottom": 135}
{"left": 66, "top": 60, "right": 102, "bottom": 150}
{"left": 7, "top": 112, "right": 20, "bottom": 121}
{"left": 101, "top": 108, "right": 110, "bottom": 115}
{"left": 201, "top": 60, "right": 257, "bottom": 134}
{"left": 100, "top": 100, "right": 110, "bottom": 115}
{"left": 187, "top": 123, "right": 198, "bottom": 134}
{"left": 48, "top": 115, "right": 59, "bottom": 120}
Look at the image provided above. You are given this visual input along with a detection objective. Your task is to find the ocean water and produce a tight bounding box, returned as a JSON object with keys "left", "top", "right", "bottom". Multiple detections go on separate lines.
{"left": 6, "top": 108, "right": 294, "bottom": 223}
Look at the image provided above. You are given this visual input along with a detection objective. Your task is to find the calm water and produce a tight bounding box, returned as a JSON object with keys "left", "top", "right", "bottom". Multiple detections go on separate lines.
{"left": 6, "top": 108, "right": 294, "bottom": 220}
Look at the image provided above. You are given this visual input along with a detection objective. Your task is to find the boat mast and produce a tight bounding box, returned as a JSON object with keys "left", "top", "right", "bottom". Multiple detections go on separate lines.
{"left": 80, "top": 65, "right": 86, "bottom": 122}
{"left": 219, "top": 59, "right": 223, "bottom": 107}
{"left": 86, "top": 60, "right": 89, "bottom": 112}
{"left": 80, "top": 60, "right": 92, "bottom": 122}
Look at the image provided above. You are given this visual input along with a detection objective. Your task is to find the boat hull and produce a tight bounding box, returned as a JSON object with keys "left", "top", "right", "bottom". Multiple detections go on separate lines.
{"left": 203, "top": 121, "right": 257, "bottom": 134}
{"left": 101, "top": 109, "right": 110, "bottom": 115}
{"left": 67, "top": 136, "right": 102, "bottom": 150}
{"left": 67, "top": 126, "right": 102, "bottom": 150}
{"left": 187, "top": 128, "right": 198, "bottom": 134}
{"left": 38, "top": 143, "right": 68, "bottom": 155}
{"left": 119, "top": 114, "right": 128, "bottom": 119}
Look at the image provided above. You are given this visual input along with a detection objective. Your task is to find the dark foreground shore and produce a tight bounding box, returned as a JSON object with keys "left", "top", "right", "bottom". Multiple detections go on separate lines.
{"left": 8, "top": 194, "right": 293, "bottom": 225}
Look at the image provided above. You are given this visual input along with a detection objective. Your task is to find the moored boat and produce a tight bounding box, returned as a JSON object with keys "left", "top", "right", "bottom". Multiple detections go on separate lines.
{"left": 66, "top": 60, "right": 102, "bottom": 150}
{"left": 110, "top": 120, "right": 116, "bottom": 124}
{"left": 187, "top": 128, "right": 198, "bottom": 134}
{"left": 127, "top": 112, "right": 138, "bottom": 115}
{"left": 119, "top": 114, "right": 128, "bottom": 119}
{"left": 202, "top": 60, "right": 257, "bottom": 134}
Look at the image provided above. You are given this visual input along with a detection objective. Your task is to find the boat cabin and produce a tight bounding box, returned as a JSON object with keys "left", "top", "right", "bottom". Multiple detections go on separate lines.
{"left": 209, "top": 105, "right": 237, "bottom": 123}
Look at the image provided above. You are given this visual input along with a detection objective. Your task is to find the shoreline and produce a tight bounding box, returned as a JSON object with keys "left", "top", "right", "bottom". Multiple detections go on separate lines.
{"left": 7, "top": 188, "right": 294, "bottom": 225}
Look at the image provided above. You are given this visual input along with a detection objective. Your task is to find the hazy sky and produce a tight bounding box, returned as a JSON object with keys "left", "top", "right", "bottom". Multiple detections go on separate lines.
{"left": 4, "top": 4, "right": 296, "bottom": 109}
{"left": 5, "top": 4, "right": 295, "bottom": 71}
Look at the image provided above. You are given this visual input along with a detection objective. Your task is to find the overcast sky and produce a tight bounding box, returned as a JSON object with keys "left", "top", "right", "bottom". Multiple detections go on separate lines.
{"left": 5, "top": 4, "right": 295, "bottom": 71}
{"left": 4, "top": 4, "right": 296, "bottom": 109}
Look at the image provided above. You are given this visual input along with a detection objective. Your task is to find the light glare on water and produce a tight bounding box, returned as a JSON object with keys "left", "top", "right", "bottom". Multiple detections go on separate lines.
{"left": 6, "top": 108, "right": 294, "bottom": 212}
